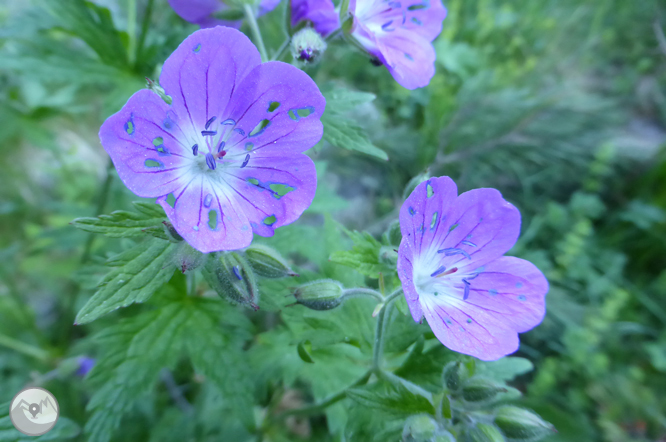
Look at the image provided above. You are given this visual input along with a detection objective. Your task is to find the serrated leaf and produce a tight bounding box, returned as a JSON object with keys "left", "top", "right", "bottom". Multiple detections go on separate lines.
{"left": 346, "top": 380, "right": 435, "bottom": 417}
{"left": 329, "top": 227, "right": 394, "bottom": 278}
{"left": 323, "top": 86, "right": 376, "bottom": 113}
{"left": 75, "top": 239, "right": 178, "bottom": 324}
{"left": 475, "top": 357, "right": 534, "bottom": 382}
{"left": 71, "top": 202, "right": 167, "bottom": 238}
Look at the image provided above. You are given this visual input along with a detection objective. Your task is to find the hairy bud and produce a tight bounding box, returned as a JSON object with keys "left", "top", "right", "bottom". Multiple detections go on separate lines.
{"left": 402, "top": 170, "right": 430, "bottom": 201}
{"left": 162, "top": 221, "right": 183, "bottom": 242}
{"left": 293, "top": 279, "right": 344, "bottom": 310}
{"left": 442, "top": 361, "right": 470, "bottom": 393}
{"left": 402, "top": 414, "right": 438, "bottom": 442}
{"left": 172, "top": 242, "right": 206, "bottom": 274}
{"left": 461, "top": 378, "right": 508, "bottom": 403}
{"left": 291, "top": 28, "right": 327, "bottom": 64}
{"left": 468, "top": 423, "right": 506, "bottom": 442}
{"left": 244, "top": 244, "right": 298, "bottom": 278}
{"left": 379, "top": 245, "right": 398, "bottom": 266}
{"left": 384, "top": 219, "right": 402, "bottom": 247}
{"left": 202, "top": 252, "right": 259, "bottom": 310}
{"left": 493, "top": 406, "right": 555, "bottom": 441}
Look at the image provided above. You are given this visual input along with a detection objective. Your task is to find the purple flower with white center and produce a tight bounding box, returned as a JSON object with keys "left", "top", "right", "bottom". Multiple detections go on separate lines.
{"left": 168, "top": 0, "right": 280, "bottom": 28}
{"left": 100, "top": 27, "right": 324, "bottom": 253}
{"left": 397, "top": 177, "right": 548, "bottom": 361}
{"left": 291, "top": 0, "right": 340, "bottom": 37}
{"left": 347, "top": 0, "right": 447, "bottom": 89}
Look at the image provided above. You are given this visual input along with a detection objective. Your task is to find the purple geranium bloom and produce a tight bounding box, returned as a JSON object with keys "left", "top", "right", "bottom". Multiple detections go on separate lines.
{"left": 76, "top": 357, "right": 96, "bottom": 376}
{"left": 291, "top": 0, "right": 340, "bottom": 37}
{"left": 100, "top": 27, "right": 324, "bottom": 253}
{"left": 168, "top": 0, "right": 280, "bottom": 28}
{"left": 397, "top": 177, "right": 547, "bottom": 361}
{"left": 348, "top": 0, "right": 447, "bottom": 89}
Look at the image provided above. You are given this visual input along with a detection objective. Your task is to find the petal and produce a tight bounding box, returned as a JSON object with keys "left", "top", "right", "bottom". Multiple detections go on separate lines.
{"left": 224, "top": 61, "right": 325, "bottom": 155}
{"left": 376, "top": 29, "right": 436, "bottom": 89}
{"left": 399, "top": 176, "right": 458, "bottom": 258}
{"left": 431, "top": 188, "right": 521, "bottom": 273}
{"left": 167, "top": 0, "right": 220, "bottom": 23}
{"left": 421, "top": 296, "right": 520, "bottom": 361}
{"left": 159, "top": 27, "right": 262, "bottom": 134}
{"left": 401, "top": 0, "right": 448, "bottom": 41}
{"left": 259, "top": 0, "right": 281, "bottom": 15}
{"left": 291, "top": 0, "right": 340, "bottom": 36}
{"left": 99, "top": 89, "right": 191, "bottom": 198}
{"left": 157, "top": 175, "right": 253, "bottom": 253}
{"left": 397, "top": 239, "right": 424, "bottom": 322}
{"left": 463, "top": 256, "right": 547, "bottom": 333}
{"left": 222, "top": 152, "right": 317, "bottom": 236}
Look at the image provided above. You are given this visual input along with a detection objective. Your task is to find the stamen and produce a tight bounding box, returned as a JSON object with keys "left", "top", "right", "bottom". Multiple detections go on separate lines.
{"left": 434, "top": 267, "right": 458, "bottom": 278}
{"left": 218, "top": 141, "right": 226, "bottom": 153}
{"left": 221, "top": 118, "right": 235, "bottom": 126}
{"left": 462, "top": 279, "right": 470, "bottom": 300}
{"left": 438, "top": 247, "right": 471, "bottom": 260}
{"left": 201, "top": 130, "right": 217, "bottom": 136}
{"left": 205, "top": 116, "right": 216, "bottom": 129}
{"left": 205, "top": 153, "right": 216, "bottom": 170}
{"left": 234, "top": 128, "right": 245, "bottom": 136}
{"left": 461, "top": 240, "right": 477, "bottom": 247}
{"left": 240, "top": 154, "right": 250, "bottom": 168}
{"left": 232, "top": 266, "right": 242, "bottom": 281}
{"left": 192, "top": 144, "right": 198, "bottom": 156}
{"left": 216, "top": 150, "right": 227, "bottom": 159}
{"left": 430, "top": 266, "right": 447, "bottom": 277}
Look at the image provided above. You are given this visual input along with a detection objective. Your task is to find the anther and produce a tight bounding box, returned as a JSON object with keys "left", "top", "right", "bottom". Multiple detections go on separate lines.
{"left": 241, "top": 154, "right": 250, "bottom": 168}
{"left": 201, "top": 130, "right": 217, "bottom": 136}
{"left": 192, "top": 144, "right": 198, "bottom": 156}
{"left": 205, "top": 116, "right": 216, "bottom": 129}
{"left": 205, "top": 153, "right": 216, "bottom": 170}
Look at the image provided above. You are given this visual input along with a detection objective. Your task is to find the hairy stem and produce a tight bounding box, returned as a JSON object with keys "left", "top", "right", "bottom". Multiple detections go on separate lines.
{"left": 342, "top": 287, "right": 385, "bottom": 302}
{"left": 244, "top": 4, "right": 268, "bottom": 62}
{"left": 372, "top": 287, "right": 403, "bottom": 371}
{"left": 0, "top": 333, "right": 49, "bottom": 362}
{"left": 272, "top": 37, "right": 291, "bottom": 61}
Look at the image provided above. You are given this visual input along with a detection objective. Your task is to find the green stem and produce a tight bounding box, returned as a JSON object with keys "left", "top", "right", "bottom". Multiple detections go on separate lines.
{"left": 372, "top": 287, "right": 403, "bottom": 371}
{"left": 0, "top": 333, "right": 49, "bottom": 362}
{"left": 342, "top": 288, "right": 384, "bottom": 302}
{"left": 136, "top": 0, "right": 155, "bottom": 63}
{"left": 81, "top": 159, "right": 114, "bottom": 264}
{"left": 244, "top": 4, "right": 268, "bottom": 62}
{"left": 275, "top": 370, "right": 372, "bottom": 419}
{"left": 325, "top": 28, "right": 343, "bottom": 42}
{"left": 272, "top": 37, "right": 291, "bottom": 61}
{"left": 127, "top": 0, "right": 137, "bottom": 65}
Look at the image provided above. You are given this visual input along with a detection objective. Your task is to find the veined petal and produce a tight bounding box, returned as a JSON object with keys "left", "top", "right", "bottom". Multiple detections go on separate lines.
{"left": 397, "top": 239, "right": 424, "bottom": 322}
{"left": 375, "top": 29, "right": 436, "bottom": 90}
{"left": 291, "top": 0, "right": 340, "bottom": 36}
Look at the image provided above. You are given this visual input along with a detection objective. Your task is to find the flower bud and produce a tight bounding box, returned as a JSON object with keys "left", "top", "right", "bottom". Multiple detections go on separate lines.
{"left": 467, "top": 423, "right": 506, "bottom": 442}
{"left": 292, "top": 279, "right": 344, "bottom": 310}
{"left": 403, "top": 170, "right": 430, "bottom": 201}
{"left": 442, "top": 361, "right": 470, "bottom": 393}
{"left": 203, "top": 252, "right": 259, "bottom": 310}
{"left": 384, "top": 220, "right": 402, "bottom": 247}
{"left": 162, "top": 221, "right": 184, "bottom": 242}
{"left": 402, "top": 414, "right": 438, "bottom": 442}
{"left": 493, "top": 406, "right": 555, "bottom": 441}
{"left": 145, "top": 77, "right": 172, "bottom": 105}
{"left": 244, "top": 244, "right": 298, "bottom": 278}
{"left": 172, "top": 241, "right": 206, "bottom": 274}
{"left": 291, "top": 28, "right": 327, "bottom": 64}
{"left": 461, "top": 378, "right": 508, "bottom": 404}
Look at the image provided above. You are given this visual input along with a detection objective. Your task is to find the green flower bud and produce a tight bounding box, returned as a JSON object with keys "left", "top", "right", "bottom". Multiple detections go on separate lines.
{"left": 202, "top": 252, "right": 259, "bottom": 310}
{"left": 379, "top": 245, "right": 398, "bottom": 266}
{"left": 461, "top": 378, "right": 508, "bottom": 403}
{"left": 384, "top": 219, "right": 403, "bottom": 247}
{"left": 291, "top": 28, "right": 327, "bottom": 64}
{"left": 442, "top": 361, "right": 470, "bottom": 393}
{"left": 403, "top": 170, "right": 430, "bottom": 201}
{"left": 171, "top": 242, "right": 206, "bottom": 274}
{"left": 244, "top": 244, "right": 298, "bottom": 278}
{"left": 494, "top": 406, "right": 555, "bottom": 441}
{"left": 468, "top": 423, "right": 506, "bottom": 442}
{"left": 402, "top": 414, "right": 438, "bottom": 442}
{"left": 293, "top": 279, "right": 344, "bottom": 310}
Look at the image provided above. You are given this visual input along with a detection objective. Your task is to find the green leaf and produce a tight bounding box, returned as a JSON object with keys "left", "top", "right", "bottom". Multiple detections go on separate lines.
{"left": 75, "top": 239, "right": 178, "bottom": 324}
{"left": 475, "top": 357, "right": 534, "bottom": 382}
{"left": 346, "top": 380, "right": 435, "bottom": 417}
{"left": 297, "top": 340, "right": 315, "bottom": 363}
{"left": 71, "top": 202, "right": 167, "bottom": 239}
{"left": 329, "top": 227, "right": 394, "bottom": 278}
{"left": 394, "top": 340, "right": 459, "bottom": 392}
{"left": 0, "top": 402, "right": 80, "bottom": 441}
{"left": 321, "top": 87, "right": 388, "bottom": 160}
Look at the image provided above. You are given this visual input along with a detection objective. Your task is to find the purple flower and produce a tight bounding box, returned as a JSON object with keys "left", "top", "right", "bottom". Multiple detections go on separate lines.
{"left": 291, "top": 0, "right": 340, "bottom": 37}
{"left": 76, "top": 357, "right": 96, "bottom": 376}
{"left": 397, "top": 177, "right": 547, "bottom": 361}
{"left": 100, "top": 27, "right": 324, "bottom": 253}
{"left": 348, "top": 0, "right": 447, "bottom": 89}
{"left": 168, "top": 0, "right": 280, "bottom": 28}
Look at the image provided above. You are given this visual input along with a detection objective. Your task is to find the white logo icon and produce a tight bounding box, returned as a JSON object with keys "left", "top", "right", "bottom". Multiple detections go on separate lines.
{"left": 9, "top": 387, "right": 59, "bottom": 436}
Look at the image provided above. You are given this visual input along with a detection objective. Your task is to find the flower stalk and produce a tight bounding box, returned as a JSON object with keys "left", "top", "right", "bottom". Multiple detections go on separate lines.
{"left": 244, "top": 4, "right": 269, "bottom": 62}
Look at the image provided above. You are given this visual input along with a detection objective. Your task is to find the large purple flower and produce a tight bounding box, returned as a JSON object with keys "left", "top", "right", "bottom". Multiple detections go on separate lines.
{"left": 397, "top": 177, "right": 547, "bottom": 361}
{"left": 348, "top": 0, "right": 447, "bottom": 89}
{"left": 291, "top": 0, "right": 340, "bottom": 37}
{"left": 100, "top": 27, "right": 324, "bottom": 253}
{"left": 168, "top": 0, "right": 280, "bottom": 28}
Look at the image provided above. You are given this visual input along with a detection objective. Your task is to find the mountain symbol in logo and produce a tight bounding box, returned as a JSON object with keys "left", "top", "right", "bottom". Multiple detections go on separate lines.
{"left": 12, "top": 396, "right": 56, "bottom": 418}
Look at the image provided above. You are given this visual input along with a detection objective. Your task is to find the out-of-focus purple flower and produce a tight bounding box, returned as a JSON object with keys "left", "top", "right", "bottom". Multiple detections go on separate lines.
{"left": 76, "top": 357, "right": 96, "bottom": 376}
{"left": 100, "top": 27, "right": 324, "bottom": 253}
{"left": 397, "top": 177, "right": 547, "bottom": 361}
{"left": 168, "top": 0, "right": 280, "bottom": 28}
{"left": 291, "top": 0, "right": 340, "bottom": 37}
{"left": 347, "top": 0, "right": 447, "bottom": 89}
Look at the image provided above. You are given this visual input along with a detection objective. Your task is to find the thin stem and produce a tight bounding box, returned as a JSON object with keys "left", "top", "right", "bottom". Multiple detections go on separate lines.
{"left": 127, "top": 0, "right": 137, "bottom": 65}
{"left": 272, "top": 37, "right": 291, "bottom": 61}
{"left": 385, "top": 287, "right": 404, "bottom": 304}
{"left": 244, "top": 4, "right": 268, "bottom": 62}
{"left": 136, "top": 0, "right": 155, "bottom": 62}
{"left": 325, "top": 28, "right": 343, "bottom": 42}
{"left": 342, "top": 288, "right": 384, "bottom": 302}
{"left": 372, "top": 287, "right": 403, "bottom": 371}
{"left": 0, "top": 333, "right": 49, "bottom": 362}
{"left": 274, "top": 370, "right": 372, "bottom": 419}
{"left": 81, "top": 159, "right": 114, "bottom": 264}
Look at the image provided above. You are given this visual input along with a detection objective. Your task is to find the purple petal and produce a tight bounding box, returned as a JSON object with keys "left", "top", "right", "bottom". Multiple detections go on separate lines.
{"left": 157, "top": 175, "right": 253, "bottom": 253}
{"left": 168, "top": 0, "right": 220, "bottom": 23}
{"left": 223, "top": 61, "right": 325, "bottom": 155}
{"left": 159, "top": 26, "right": 262, "bottom": 134}
{"left": 376, "top": 29, "right": 437, "bottom": 89}
{"left": 397, "top": 239, "right": 423, "bottom": 322}
{"left": 291, "top": 0, "right": 340, "bottom": 36}
{"left": 400, "top": 0, "right": 448, "bottom": 41}
{"left": 259, "top": 0, "right": 281, "bottom": 15}
{"left": 99, "top": 89, "right": 191, "bottom": 198}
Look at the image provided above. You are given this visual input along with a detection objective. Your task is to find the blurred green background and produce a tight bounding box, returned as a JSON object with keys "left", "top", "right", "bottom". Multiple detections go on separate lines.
{"left": 1, "top": 0, "right": 665, "bottom": 441}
